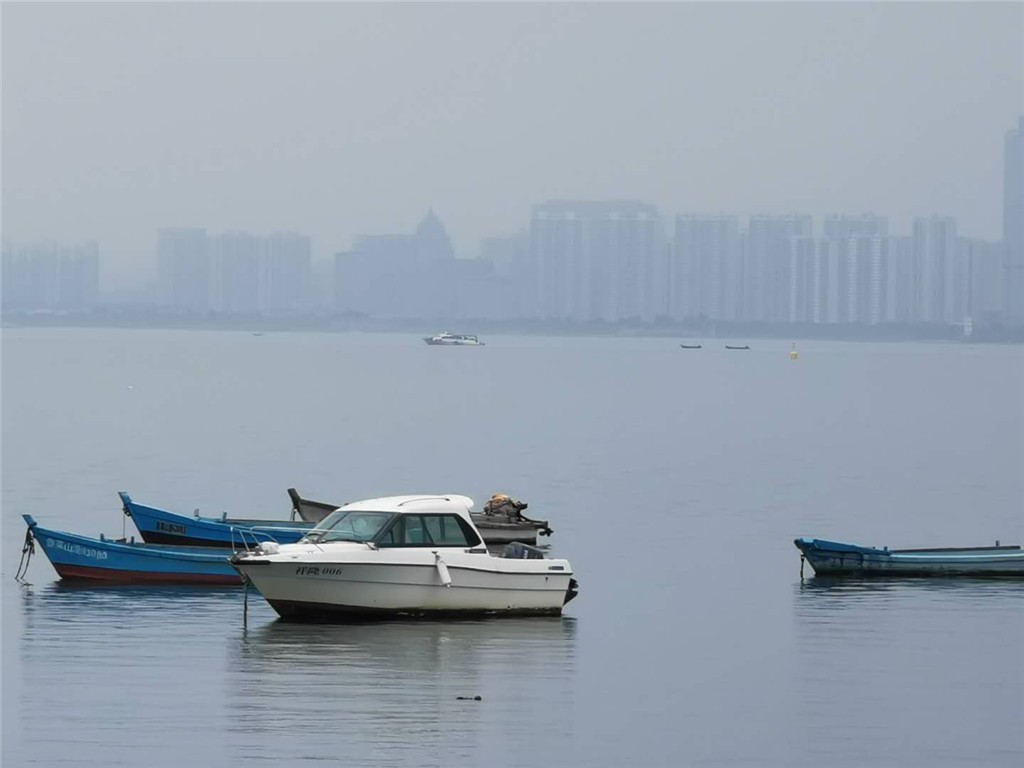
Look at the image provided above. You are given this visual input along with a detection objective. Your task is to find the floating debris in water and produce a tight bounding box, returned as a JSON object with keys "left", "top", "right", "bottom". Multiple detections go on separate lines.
{"left": 456, "top": 695, "right": 482, "bottom": 701}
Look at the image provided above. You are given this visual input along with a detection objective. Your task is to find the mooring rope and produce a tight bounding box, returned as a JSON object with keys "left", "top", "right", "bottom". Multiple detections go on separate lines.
{"left": 14, "top": 526, "right": 36, "bottom": 585}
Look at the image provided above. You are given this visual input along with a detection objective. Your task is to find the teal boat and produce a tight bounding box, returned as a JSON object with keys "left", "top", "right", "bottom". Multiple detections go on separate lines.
{"left": 795, "top": 537, "right": 1024, "bottom": 577}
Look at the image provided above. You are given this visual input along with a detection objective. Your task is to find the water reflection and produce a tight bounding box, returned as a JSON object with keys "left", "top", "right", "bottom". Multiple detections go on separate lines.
{"left": 795, "top": 575, "right": 1024, "bottom": 614}
{"left": 19, "top": 581, "right": 246, "bottom": 636}
{"left": 791, "top": 575, "right": 1024, "bottom": 766}
{"left": 227, "top": 618, "right": 578, "bottom": 765}
{"left": 14, "top": 583, "right": 248, "bottom": 768}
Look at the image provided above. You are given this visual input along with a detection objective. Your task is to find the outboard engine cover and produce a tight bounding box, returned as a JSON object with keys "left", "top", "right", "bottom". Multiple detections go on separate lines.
{"left": 502, "top": 541, "right": 546, "bottom": 560}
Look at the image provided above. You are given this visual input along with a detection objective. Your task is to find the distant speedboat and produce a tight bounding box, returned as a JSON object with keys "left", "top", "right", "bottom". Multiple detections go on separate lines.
{"left": 423, "top": 332, "right": 484, "bottom": 346}
{"left": 724, "top": 345, "right": 750, "bottom": 350}
{"left": 794, "top": 537, "right": 1024, "bottom": 577}
{"left": 679, "top": 344, "right": 702, "bottom": 349}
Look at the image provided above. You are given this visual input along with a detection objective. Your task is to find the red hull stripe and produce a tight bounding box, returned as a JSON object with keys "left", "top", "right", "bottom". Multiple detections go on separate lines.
{"left": 54, "top": 564, "right": 241, "bottom": 585}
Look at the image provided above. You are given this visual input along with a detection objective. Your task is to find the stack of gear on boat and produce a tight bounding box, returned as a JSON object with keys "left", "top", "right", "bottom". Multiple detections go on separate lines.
{"left": 483, "top": 494, "right": 529, "bottom": 521}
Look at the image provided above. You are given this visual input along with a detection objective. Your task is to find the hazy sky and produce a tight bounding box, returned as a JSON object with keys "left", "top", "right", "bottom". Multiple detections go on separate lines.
{"left": 3, "top": 2, "right": 1022, "bottom": 289}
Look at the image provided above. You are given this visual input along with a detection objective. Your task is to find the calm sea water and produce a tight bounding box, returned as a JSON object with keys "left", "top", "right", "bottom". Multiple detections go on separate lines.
{"left": 2, "top": 328, "right": 1022, "bottom": 767}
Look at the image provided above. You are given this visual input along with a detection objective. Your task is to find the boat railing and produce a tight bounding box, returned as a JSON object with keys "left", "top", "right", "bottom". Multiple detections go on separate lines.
{"left": 229, "top": 525, "right": 297, "bottom": 554}
{"left": 229, "top": 526, "right": 266, "bottom": 554}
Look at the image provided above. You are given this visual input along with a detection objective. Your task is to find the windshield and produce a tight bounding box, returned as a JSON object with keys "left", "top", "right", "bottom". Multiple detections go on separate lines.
{"left": 304, "top": 510, "right": 395, "bottom": 543}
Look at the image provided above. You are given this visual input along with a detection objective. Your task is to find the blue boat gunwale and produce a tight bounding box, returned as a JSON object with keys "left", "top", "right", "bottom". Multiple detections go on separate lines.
{"left": 119, "top": 492, "right": 317, "bottom": 551}
{"left": 23, "top": 514, "right": 242, "bottom": 562}
{"left": 795, "top": 537, "right": 1022, "bottom": 558}
{"left": 119, "top": 491, "right": 315, "bottom": 535}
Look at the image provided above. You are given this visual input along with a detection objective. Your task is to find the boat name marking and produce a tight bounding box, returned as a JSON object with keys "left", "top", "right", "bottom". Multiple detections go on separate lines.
{"left": 45, "top": 538, "right": 110, "bottom": 560}
{"left": 295, "top": 566, "right": 343, "bottom": 577}
{"left": 156, "top": 521, "right": 187, "bottom": 535}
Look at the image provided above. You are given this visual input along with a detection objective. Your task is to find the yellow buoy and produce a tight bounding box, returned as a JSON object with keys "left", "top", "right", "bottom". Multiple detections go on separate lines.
{"left": 790, "top": 343, "right": 799, "bottom": 361}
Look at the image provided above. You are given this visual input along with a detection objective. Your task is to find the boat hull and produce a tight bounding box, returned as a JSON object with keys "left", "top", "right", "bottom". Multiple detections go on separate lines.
{"left": 795, "top": 538, "right": 1024, "bottom": 577}
{"left": 265, "top": 598, "right": 563, "bottom": 621}
{"left": 234, "top": 552, "right": 574, "bottom": 621}
{"left": 121, "top": 492, "right": 313, "bottom": 548}
{"left": 24, "top": 515, "right": 240, "bottom": 585}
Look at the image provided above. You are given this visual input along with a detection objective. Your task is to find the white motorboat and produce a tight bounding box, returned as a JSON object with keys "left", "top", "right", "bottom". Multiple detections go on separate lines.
{"left": 231, "top": 495, "right": 578, "bottom": 621}
{"left": 423, "top": 332, "right": 484, "bottom": 346}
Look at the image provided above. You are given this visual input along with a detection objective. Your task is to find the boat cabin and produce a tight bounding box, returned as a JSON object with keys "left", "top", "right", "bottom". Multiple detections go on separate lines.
{"left": 304, "top": 495, "right": 483, "bottom": 549}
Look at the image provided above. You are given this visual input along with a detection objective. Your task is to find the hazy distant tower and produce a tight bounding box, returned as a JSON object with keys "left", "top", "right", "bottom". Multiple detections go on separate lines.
{"left": 671, "top": 215, "right": 740, "bottom": 322}
{"left": 1003, "top": 116, "right": 1024, "bottom": 325}
{"left": 912, "top": 216, "right": 958, "bottom": 324}
{"left": 530, "top": 201, "right": 661, "bottom": 322}
{"left": 157, "top": 228, "right": 210, "bottom": 312}
{"left": 741, "top": 215, "right": 812, "bottom": 323}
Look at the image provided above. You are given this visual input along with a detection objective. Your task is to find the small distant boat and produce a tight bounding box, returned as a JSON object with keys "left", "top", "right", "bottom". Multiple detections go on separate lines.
{"left": 679, "top": 344, "right": 703, "bottom": 349}
{"left": 794, "top": 537, "right": 1024, "bottom": 577}
{"left": 423, "top": 332, "right": 485, "bottom": 346}
{"left": 21, "top": 514, "right": 240, "bottom": 585}
{"left": 725, "top": 345, "right": 750, "bottom": 350}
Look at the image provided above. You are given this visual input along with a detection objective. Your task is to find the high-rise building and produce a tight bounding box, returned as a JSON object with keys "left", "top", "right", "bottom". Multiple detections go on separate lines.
{"left": 1, "top": 240, "right": 99, "bottom": 311}
{"left": 263, "top": 232, "right": 312, "bottom": 314}
{"left": 912, "top": 216, "right": 958, "bottom": 323}
{"left": 741, "top": 215, "right": 812, "bottom": 322}
{"left": 530, "top": 201, "right": 662, "bottom": 322}
{"left": 961, "top": 238, "right": 1005, "bottom": 324}
{"left": 788, "top": 236, "right": 817, "bottom": 323}
{"left": 334, "top": 212, "right": 457, "bottom": 318}
{"left": 1003, "top": 116, "right": 1024, "bottom": 325}
{"left": 671, "top": 215, "right": 740, "bottom": 322}
{"left": 159, "top": 228, "right": 312, "bottom": 315}
{"left": 157, "top": 228, "right": 210, "bottom": 312}
{"left": 479, "top": 232, "right": 530, "bottom": 319}
{"left": 210, "top": 232, "right": 261, "bottom": 314}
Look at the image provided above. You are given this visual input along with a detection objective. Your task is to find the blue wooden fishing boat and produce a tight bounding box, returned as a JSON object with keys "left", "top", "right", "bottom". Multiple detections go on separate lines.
{"left": 120, "top": 491, "right": 315, "bottom": 548}
{"left": 122, "top": 490, "right": 553, "bottom": 547}
{"left": 794, "top": 537, "right": 1024, "bottom": 577}
{"left": 21, "top": 514, "right": 242, "bottom": 585}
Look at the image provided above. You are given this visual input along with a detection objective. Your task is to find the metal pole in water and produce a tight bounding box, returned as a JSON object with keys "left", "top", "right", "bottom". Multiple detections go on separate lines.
{"left": 243, "top": 578, "right": 249, "bottom": 629}
{"left": 800, "top": 555, "right": 805, "bottom": 580}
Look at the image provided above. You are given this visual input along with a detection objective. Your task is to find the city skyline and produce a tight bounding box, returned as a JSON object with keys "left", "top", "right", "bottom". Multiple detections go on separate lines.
{"left": 2, "top": 202, "right": 1013, "bottom": 333}
{"left": 3, "top": 3, "right": 1021, "bottom": 289}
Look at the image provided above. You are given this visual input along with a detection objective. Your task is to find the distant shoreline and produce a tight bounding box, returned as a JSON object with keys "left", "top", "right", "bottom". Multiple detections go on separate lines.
{"left": 3, "top": 310, "right": 1022, "bottom": 343}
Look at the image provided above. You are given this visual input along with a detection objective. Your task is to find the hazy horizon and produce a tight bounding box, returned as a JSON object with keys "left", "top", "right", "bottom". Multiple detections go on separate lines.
{"left": 3, "top": 2, "right": 1022, "bottom": 289}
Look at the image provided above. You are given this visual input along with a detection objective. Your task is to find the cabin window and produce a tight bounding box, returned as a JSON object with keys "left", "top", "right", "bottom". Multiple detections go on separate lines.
{"left": 308, "top": 510, "right": 394, "bottom": 543}
{"left": 423, "top": 514, "right": 478, "bottom": 546}
{"left": 377, "top": 514, "right": 480, "bottom": 548}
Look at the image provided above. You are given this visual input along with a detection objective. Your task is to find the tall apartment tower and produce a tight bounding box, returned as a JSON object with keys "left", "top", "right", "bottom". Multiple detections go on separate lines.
{"left": 263, "top": 232, "right": 312, "bottom": 314}
{"left": 157, "top": 228, "right": 210, "bottom": 312}
{"left": 0, "top": 241, "right": 99, "bottom": 311}
{"left": 530, "top": 201, "right": 662, "bottom": 322}
{"left": 741, "top": 215, "right": 812, "bottom": 323}
{"left": 210, "top": 232, "right": 261, "bottom": 313}
{"left": 822, "top": 215, "right": 889, "bottom": 324}
{"left": 912, "top": 216, "right": 959, "bottom": 323}
{"left": 1004, "top": 116, "right": 1024, "bottom": 325}
{"left": 671, "top": 215, "right": 740, "bottom": 322}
